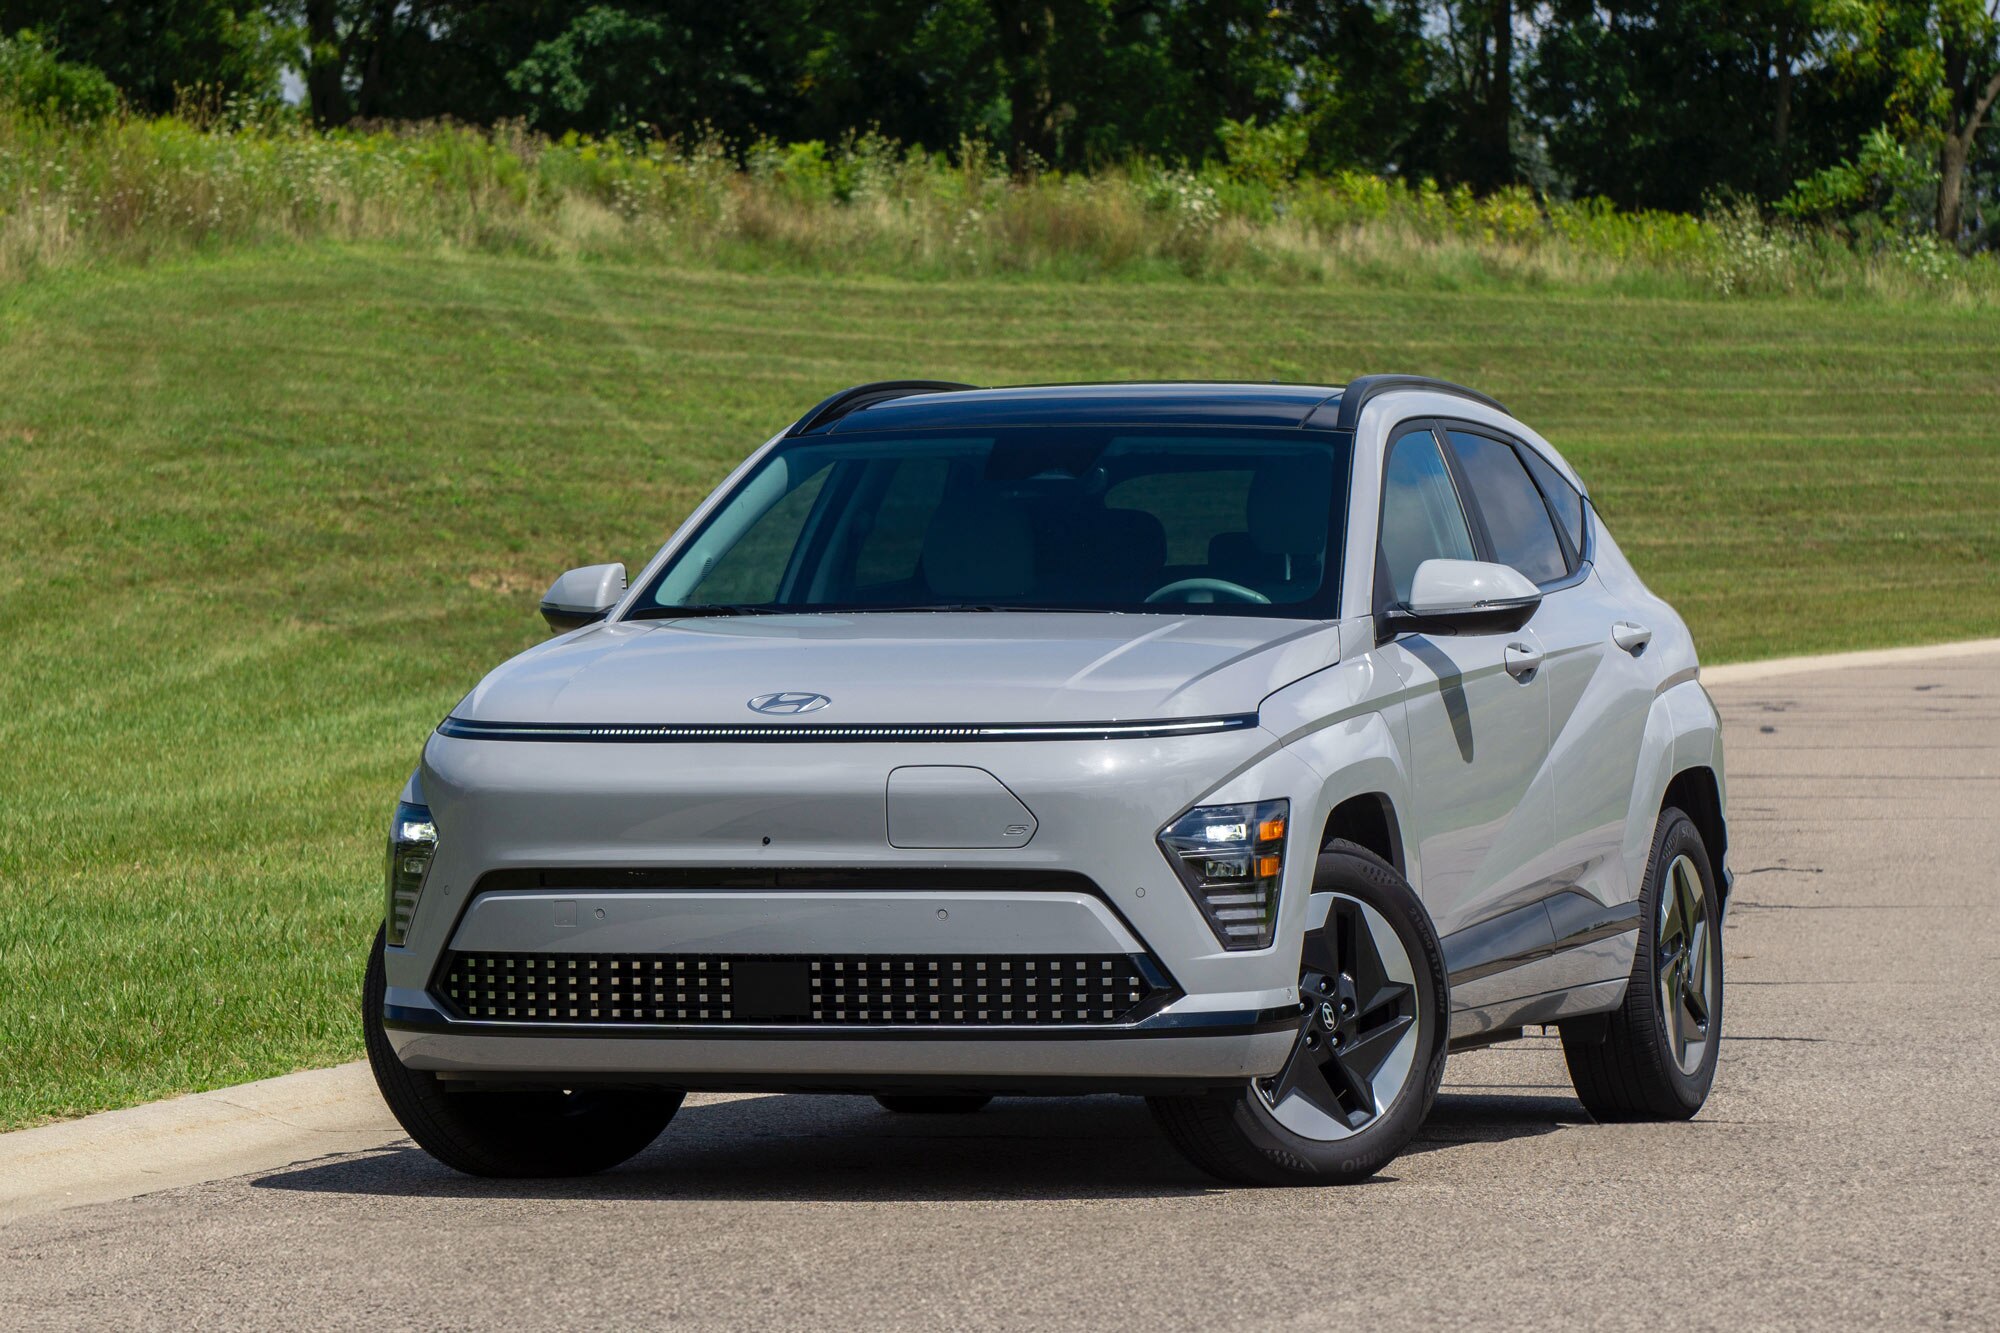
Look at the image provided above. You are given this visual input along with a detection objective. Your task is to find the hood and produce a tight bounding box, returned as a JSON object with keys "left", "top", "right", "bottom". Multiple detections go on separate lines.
{"left": 453, "top": 612, "right": 1341, "bottom": 727}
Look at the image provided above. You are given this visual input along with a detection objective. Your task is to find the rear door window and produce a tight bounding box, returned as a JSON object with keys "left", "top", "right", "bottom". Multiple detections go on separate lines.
{"left": 1447, "top": 430, "right": 1570, "bottom": 586}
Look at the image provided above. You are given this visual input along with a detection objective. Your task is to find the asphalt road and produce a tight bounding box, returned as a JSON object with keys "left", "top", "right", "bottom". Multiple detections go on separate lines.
{"left": 5, "top": 648, "right": 1997, "bottom": 1330}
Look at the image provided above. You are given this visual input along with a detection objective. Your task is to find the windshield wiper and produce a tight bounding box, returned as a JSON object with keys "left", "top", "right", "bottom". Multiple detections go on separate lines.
{"left": 855, "top": 604, "right": 1110, "bottom": 614}
{"left": 626, "top": 603, "right": 766, "bottom": 620}
{"left": 628, "top": 602, "right": 1116, "bottom": 620}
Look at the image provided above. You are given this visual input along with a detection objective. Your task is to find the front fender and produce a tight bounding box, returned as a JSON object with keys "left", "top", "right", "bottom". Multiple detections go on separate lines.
{"left": 1252, "top": 651, "right": 1417, "bottom": 887}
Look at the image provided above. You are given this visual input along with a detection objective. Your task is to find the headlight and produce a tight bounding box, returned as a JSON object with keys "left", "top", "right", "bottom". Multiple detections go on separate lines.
{"left": 1158, "top": 799, "right": 1289, "bottom": 950}
{"left": 384, "top": 801, "right": 437, "bottom": 947}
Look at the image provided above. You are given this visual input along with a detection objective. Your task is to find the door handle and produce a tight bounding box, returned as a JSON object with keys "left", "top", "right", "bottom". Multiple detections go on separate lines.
{"left": 1504, "top": 642, "right": 1544, "bottom": 680}
{"left": 1612, "top": 622, "right": 1653, "bottom": 655}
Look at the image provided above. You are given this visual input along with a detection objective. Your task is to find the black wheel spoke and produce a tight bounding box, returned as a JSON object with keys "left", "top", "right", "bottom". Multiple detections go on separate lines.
{"left": 1682, "top": 963, "right": 1710, "bottom": 1027}
{"left": 1339, "top": 900, "right": 1394, "bottom": 1003}
{"left": 1260, "top": 892, "right": 1427, "bottom": 1140}
{"left": 1321, "top": 1047, "right": 1377, "bottom": 1125}
{"left": 1653, "top": 852, "right": 1716, "bottom": 1076}
{"left": 1335, "top": 1006, "right": 1414, "bottom": 1088}
{"left": 1298, "top": 923, "right": 1340, "bottom": 984}
{"left": 1267, "top": 1023, "right": 1348, "bottom": 1124}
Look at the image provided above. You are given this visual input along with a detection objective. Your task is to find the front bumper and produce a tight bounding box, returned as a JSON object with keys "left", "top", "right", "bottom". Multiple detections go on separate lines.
{"left": 384, "top": 998, "right": 1297, "bottom": 1093}
{"left": 382, "top": 882, "right": 1301, "bottom": 1089}
{"left": 381, "top": 725, "right": 1331, "bottom": 1090}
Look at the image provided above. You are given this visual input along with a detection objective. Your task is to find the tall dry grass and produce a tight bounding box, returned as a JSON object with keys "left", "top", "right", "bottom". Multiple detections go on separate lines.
{"left": 3, "top": 109, "right": 1995, "bottom": 302}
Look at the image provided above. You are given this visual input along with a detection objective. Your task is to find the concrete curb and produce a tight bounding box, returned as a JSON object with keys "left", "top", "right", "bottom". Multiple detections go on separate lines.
{"left": 0, "top": 1062, "right": 400, "bottom": 1227}
{"left": 4, "top": 636, "right": 1995, "bottom": 1228}
{"left": 1700, "top": 636, "right": 2000, "bottom": 686}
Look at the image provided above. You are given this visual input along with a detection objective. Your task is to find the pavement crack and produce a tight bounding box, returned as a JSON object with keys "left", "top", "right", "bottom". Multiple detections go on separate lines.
{"left": 1732, "top": 900, "right": 1959, "bottom": 911}
{"left": 1724, "top": 1034, "right": 1836, "bottom": 1043}
{"left": 207, "top": 1098, "right": 378, "bottom": 1135}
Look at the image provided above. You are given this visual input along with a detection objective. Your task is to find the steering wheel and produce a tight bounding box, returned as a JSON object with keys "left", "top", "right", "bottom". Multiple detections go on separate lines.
{"left": 1144, "top": 577, "right": 1272, "bottom": 605}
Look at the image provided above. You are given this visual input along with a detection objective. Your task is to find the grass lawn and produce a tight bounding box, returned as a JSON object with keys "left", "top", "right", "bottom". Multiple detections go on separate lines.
{"left": 1, "top": 247, "right": 1996, "bottom": 1128}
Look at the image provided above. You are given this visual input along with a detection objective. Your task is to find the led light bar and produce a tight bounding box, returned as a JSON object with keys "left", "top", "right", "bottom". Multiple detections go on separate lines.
{"left": 435, "top": 714, "right": 1259, "bottom": 743}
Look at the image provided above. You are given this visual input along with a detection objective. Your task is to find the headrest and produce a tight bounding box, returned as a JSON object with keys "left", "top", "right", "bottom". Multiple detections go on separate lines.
{"left": 921, "top": 499, "right": 1035, "bottom": 598}
{"left": 1098, "top": 508, "right": 1167, "bottom": 579}
{"left": 1249, "top": 454, "right": 1333, "bottom": 557}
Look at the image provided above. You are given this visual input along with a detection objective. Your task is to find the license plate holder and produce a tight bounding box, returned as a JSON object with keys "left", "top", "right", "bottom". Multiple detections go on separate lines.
{"left": 729, "top": 957, "right": 813, "bottom": 1021}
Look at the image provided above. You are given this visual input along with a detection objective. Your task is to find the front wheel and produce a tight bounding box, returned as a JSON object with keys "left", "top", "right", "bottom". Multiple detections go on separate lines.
{"left": 1149, "top": 841, "right": 1449, "bottom": 1186}
{"left": 363, "top": 928, "right": 684, "bottom": 1177}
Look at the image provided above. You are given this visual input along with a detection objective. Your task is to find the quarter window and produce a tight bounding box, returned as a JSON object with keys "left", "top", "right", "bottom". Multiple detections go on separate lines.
{"left": 1447, "top": 431, "right": 1569, "bottom": 585}
{"left": 1517, "top": 445, "right": 1588, "bottom": 558}
{"left": 1378, "top": 429, "right": 1477, "bottom": 605}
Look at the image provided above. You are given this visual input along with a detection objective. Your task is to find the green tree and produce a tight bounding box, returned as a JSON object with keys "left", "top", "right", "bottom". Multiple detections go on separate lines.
{"left": 0, "top": 0, "right": 281, "bottom": 112}
{"left": 507, "top": 4, "right": 792, "bottom": 136}
{"left": 273, "top": 1, "right": 575, "bottom": 126}
{"left": 1530, "top": 0, "right": 1887, "bottom": 210}
{"left": 1837, "top": 0, "right": 2000, "bottom": 244}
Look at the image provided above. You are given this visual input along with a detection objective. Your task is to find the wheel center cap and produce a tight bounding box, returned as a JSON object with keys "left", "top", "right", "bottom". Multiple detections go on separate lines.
{"left": 1318, "top": 1001, "right": 1338, "bottom": 1029}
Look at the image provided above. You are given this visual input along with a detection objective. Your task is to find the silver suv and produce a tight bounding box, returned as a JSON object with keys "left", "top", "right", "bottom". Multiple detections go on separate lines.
{"left": 365, "top": 378, "right": 1729, "bottom": 1185}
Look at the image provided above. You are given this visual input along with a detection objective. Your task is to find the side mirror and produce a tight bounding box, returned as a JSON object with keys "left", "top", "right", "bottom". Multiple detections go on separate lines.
{"left": 539, "top": 562, "right": 625, "bottom": 632}
{"left": 1380, "top": 559, "right": 1541, "bottom": 640}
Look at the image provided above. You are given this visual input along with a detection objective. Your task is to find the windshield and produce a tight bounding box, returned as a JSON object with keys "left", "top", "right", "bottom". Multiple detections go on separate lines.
{"left": 632, "top": 427, "right": 1348, "bottom": 619}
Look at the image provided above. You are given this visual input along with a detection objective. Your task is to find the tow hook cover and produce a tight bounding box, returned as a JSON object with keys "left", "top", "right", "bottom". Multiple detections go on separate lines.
{"left": 886, "top": 766, "right": 1038, "bottom": 849}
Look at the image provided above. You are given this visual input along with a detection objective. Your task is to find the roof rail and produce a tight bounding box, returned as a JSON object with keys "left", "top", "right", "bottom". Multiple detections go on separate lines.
{"left": 1317, "top": 375, "right": 1508, "bottom": 431}
{"left": 787, "top": 380, "right": 980, "bottom": 436}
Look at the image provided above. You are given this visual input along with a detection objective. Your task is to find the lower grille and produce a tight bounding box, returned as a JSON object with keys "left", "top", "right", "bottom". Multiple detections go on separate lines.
{"left": 435, "top": 951, "right": 1164, "bottom": 1027}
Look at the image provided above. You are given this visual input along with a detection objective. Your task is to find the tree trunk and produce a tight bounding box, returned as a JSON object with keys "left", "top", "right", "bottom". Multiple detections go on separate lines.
{"left": 353, "top": 2, "right": 397, "bottom": 121}
{"left": 304, "top": 0, "right": 345, "bottom": 126}
{"left": 1938, "top": 133, "right": 1969, "bottom": 244}
{"left": 1937, "top": 68, "right": 2000, "bottom": 246}
{"left": 1484, "top": 0, "right": 1513, "bottom": 187}
{"left": 1773, "top": 33, "right": 1793, "bottom": 156}
{"left": 1459, "top": 0, "right": 1514, "bottom": 190}
{"left": 994, "top": 2, "right": 1057, "bottom": 173}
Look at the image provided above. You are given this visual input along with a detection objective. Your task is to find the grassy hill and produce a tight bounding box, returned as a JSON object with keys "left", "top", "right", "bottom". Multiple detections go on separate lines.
{"left": 1, "top": 247, "right": 1996, "bottom": 1127}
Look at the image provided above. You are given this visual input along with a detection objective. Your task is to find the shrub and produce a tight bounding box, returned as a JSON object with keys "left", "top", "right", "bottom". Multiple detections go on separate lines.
{"left": 1778, "top": 127, "right": 1938, "bottom": 235}
{"left": 0, "top": 32, "right": 119, "bottom": 125}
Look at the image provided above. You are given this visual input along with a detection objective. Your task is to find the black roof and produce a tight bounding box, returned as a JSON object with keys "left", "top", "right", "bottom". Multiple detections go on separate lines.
{"left": 788, "top": 377, "right": 1506, "bottom": 436}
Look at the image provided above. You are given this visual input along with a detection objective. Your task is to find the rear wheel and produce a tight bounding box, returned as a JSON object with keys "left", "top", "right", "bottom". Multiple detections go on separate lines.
{"left": 363, "top": 928, "right": 683, "bottom": 1177}
{"left": 1149, "top": 841, "right": 1449, "bottom": 1186}
{"left": 1561, "top": 807, "right": 1722, "bottom": 1121}
{"left": 873, "top": 1095, "right": 993, "bottom": 1114}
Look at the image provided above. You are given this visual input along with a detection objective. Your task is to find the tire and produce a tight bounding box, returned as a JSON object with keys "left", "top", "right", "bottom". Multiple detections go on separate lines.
{"left": 1148, "top": 841, "right": 1449, "bottom": 1186}
{"left": 363, "top": 927, "right": 684, "bottom": 1177}
{"left": 873, "top": 1095, "right": 993, "bottom": 1114}
{"left": 1561, "top": 807, "right": 1722, "bottom": 1122}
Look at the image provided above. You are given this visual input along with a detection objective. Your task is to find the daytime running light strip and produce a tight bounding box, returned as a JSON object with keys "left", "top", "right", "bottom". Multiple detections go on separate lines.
{"left": 435, "top": 715, "right": 1259, "bottom": 743}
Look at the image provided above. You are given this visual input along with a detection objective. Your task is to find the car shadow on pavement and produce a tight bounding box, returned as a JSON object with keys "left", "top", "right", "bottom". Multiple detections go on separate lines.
{"left": 250, "top": 1087, "right": 1576, "bottom": 1203}
{"left": 1414, "top": 1090, "right": 1588, "bottom": 1153}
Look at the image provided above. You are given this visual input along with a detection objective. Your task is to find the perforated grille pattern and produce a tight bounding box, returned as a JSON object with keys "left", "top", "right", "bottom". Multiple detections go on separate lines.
{"left": 434, "top": 952, "right": 1161, "bottom": 1026}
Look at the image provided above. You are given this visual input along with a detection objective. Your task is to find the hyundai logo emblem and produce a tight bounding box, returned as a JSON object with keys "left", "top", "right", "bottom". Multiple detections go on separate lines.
{"left": 748, "top": 691, "right": 831, "bottom": 716}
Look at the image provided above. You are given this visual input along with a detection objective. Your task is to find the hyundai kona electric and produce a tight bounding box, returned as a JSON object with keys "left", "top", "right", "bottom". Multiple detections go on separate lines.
{"left": 365, "top": 376, "right": 1729, "bottom": 1184}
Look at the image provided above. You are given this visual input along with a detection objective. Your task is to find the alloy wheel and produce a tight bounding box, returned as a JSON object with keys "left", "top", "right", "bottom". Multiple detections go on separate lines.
{"left": 1655, "top": 853, "right": 1716, "bottom": 1075}
{"left": 1255, "top": 892, "right": 1421, "bottom": 1141}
